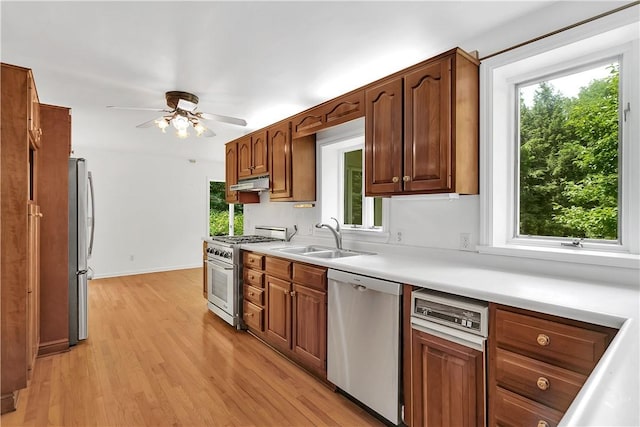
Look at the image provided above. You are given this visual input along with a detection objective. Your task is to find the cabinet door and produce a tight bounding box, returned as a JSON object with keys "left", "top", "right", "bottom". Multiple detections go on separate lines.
{"left": 265, "top": 275, "right": 292, "bottom": 349}
{"left": 269, "top": 122, "right": 292, "bottom": 199}
{"left": 365, "top": 78, "right": 403, "bottom": 195}
{"left": 251, "top": 130, "right": 268, "bottom": 176}
{"left": 411, "top": 329, "right": 484, "bottom": 427}
{"left": 292, "top": 284, "right": 326, "bottom": 373}
{"left": 237, "top": 135, "right": 253, "bottom": 178}
{"left": 404, "top": 57, "right": 452, "bottom": 192}
{"left": 225, "top": 142, "right": 239, "bottom": 203}
{"left": 26, "top": 203, "right": 40, "bottom": 377}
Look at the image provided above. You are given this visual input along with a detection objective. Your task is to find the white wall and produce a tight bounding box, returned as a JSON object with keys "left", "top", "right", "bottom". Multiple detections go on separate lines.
{"left": 72, "top": 146, "right": 224, "bottom": 278}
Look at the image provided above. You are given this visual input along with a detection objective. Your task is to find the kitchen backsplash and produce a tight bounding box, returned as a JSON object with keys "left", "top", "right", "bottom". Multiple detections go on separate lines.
{"left": 243, "top": 193, "right": 479, "bottom": 251}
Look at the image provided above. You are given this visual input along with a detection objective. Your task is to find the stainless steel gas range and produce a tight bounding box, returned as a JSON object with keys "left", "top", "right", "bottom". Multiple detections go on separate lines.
{"left": 205, "top": 226, "right": 287, "bottom": 328}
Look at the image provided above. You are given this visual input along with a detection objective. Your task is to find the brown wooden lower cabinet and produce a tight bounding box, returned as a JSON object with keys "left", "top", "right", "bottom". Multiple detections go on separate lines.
{"left": 493, "top": 387, "right": 563, "bottom": 427}
{"left": 243, "top": 251, "right": 327, "bottom": 379}
{"left": 265, "top": 274, "right": 292, "bottom": 349}
{"left": 292, "top": 283, "right": 326, "bottom": 374}
{"left": 488, "top": 303, "right": 617, "bottom": 427}
{"left": 411, "top": 329, "right": 484, "bottom": 427}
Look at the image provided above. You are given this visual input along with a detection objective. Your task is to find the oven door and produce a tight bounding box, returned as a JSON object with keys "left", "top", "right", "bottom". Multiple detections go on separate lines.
{"left": 206, "top": 258, "right": 237, "bottom": 326}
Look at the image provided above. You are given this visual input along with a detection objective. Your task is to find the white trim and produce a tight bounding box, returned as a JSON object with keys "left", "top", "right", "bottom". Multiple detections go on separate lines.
{"left": 92, "top": 263, "right": 202, "bottom": 279}
{"left": 480, "top": 8, "right": 640, "bottom": 264}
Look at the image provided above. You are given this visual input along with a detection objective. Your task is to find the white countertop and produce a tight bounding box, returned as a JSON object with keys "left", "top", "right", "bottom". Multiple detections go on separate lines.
{"left": 232, "top": 239, "right": 640, "bottom": 426}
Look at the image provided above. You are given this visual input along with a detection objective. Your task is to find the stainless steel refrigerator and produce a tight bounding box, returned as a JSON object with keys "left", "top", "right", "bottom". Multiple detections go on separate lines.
{"left": 68, "top": 158, "right": 95, "bottom": 346}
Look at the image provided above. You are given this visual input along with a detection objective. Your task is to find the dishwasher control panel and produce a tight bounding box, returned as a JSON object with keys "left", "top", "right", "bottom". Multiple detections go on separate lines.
{"left": 411, "top": 289, "right": 489, "bottom": 337}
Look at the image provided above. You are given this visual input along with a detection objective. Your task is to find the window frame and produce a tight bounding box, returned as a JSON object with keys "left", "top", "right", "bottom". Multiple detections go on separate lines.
{"left": 479, "top": 10, "right": 639, "bottom": 269}
{"left": 317, "top": 118, "right": 390, "bottom": 241}
{"left": 513, "top": 57, "right": 623, "bottom": 250}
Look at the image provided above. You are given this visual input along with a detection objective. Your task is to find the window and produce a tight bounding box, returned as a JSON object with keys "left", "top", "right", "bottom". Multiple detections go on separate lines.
{"left": 209, "top": 181, "right": 243, "bottom": 236}
{"left": 517, "top": 60, "right": 620, "bottom": 244}
{"left": 343, "top": 148, "right": 383, "bottom": 228}
{"left": 480, "top": 10, "right": 639, "bottom": 267}
{"left": 318, "top": 118, "right": 388, "bottom": 237}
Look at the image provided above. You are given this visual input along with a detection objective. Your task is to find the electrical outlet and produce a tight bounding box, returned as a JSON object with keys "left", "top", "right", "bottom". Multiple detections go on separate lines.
{"left": 460, "top": 233, "right": 472, "bottom": 250}
{"left": 396, "top": 231, "right": 403, "bottom": 243}
{"left": 129, "top": 254, "right": 135, "bottom": 261}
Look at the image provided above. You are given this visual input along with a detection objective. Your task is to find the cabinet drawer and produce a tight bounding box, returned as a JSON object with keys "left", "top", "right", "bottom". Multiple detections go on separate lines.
{"left": 494, "top": 386, "right": 563, "bottom": 427}
{"left": 244, "top": 284, "right": 264, "bottom": 306}
{"left": 495, "top": 308, "right": 612, "bottom": 374}
{"left": 265, "top": 256, "right": 291, "bottom": 280}
{"left": 244, "top": 252, "right": 264, "bottom": 270}
{"left": 244, "top": 269, "right": 264, "bottom": 288}
{"left": 243, "top": 300, "right": 264, "bottom": 332}
{"left": 292, "top": 263, "right": 327, "bottom": 291}
{"left": 495, "top": 349, "right": 586, "bottom": 412}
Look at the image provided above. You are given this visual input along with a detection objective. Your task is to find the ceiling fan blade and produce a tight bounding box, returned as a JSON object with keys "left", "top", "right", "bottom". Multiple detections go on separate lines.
{"left": 107, "top": 106, "right": 173, "bottom": 112}
{"left": 200, "top": 128, "right": 216, "bottom": 137}
{"left": 195, "top": 112, "right": 247, "bottom": 127}
{"left": 135, "top": 116, "right": 166, "bottom": 128}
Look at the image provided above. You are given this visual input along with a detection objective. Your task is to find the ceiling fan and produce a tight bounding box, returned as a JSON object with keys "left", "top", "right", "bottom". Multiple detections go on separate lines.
{"left": 107, "top": 91, "right": 247, "bottom": 138}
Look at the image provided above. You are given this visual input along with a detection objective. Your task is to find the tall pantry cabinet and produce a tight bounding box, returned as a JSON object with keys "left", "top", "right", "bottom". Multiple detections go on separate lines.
{"left": 38, "top": 104, "right": 72, "bottom": 355}
{"left": 1, "top": 63, "right": 42, "bottom": 413}
{"left": 1, "top": 64, "right": 72, "bottom": 414}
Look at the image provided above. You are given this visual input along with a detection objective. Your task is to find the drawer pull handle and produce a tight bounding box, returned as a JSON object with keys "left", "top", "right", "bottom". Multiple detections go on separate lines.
{"left": 537, "top": 421, "right": 549, "bottom": 427}
{"left": 249, "top": 275, "right": 254, "bottom": 280}
{"left": 537, "top": 377, "right": 550, "bottom": 391}
{"left": 537, "top": 334, "right": 550, "bottom": 346}
{"left": 249, "top": 292, "right": 254, "bottom": 296}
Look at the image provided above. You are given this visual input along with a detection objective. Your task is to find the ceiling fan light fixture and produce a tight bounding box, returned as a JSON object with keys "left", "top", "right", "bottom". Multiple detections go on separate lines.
{"left": 176, "top": 128, "right": 189, "bottom": 139}
{"left": 155, "top": 118, "right": 170, "bottom": 132}
{"left": 193, "top": 122, "right": 206, "bottom": 137}
{"left": 171, "top": 114, "right": 190, "bottom": 131}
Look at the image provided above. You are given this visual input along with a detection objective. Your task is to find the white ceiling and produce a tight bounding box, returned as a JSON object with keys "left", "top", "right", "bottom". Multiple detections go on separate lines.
{"left": 1, "top": 1, "right": 625, "bottom": 161}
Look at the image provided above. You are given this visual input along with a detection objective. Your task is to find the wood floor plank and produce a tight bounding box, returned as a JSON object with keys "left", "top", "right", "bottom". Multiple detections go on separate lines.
{"left": 1, "top": 268, "right": 382, "bottom": 427}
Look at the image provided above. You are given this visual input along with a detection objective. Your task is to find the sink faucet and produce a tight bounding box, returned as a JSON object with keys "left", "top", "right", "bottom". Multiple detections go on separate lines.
{"left": 315, "top": 217, "right": 342, "bottom": 249}
{"left": 286, "top": 225, "right": 298, "bottom": 242}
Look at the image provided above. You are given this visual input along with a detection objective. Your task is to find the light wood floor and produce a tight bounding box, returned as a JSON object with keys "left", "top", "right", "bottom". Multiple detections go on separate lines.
{"left": 1, "top": 268, "right": 382, "bottom": 427}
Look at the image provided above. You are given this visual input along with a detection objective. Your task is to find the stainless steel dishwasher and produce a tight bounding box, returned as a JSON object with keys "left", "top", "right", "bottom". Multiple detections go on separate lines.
{"left": 327, "top": 269, "right": 402, "bottom": 425}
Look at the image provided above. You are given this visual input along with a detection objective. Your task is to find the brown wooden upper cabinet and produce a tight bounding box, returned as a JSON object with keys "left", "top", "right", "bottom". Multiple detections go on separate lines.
{"left": 291, "top": 90, "right": 365, "bottom": 138}
{"left": 225, "top": 141, "right": 259, "bottom": 204}
{"left": 238, "top": 130, "right": 268, "bottom": 178}
{"left": 269, "top": 122, "right": 316, "bottom": 202}
{"left": 365, "top": 48, "right": 479, "bottom": 196}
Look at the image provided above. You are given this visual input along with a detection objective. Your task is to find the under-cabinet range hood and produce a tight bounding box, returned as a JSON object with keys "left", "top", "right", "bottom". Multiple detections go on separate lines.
{"left": 230, "top": 176, "right": 269, "bottom": 192}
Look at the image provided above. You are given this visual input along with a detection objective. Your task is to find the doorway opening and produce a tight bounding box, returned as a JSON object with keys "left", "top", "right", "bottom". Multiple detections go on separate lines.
{"left": 209, "top": 181, "right": 243, "bottom": 236}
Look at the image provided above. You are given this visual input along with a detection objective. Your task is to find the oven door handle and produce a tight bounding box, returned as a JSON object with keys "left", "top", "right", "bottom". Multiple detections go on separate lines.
{"left": 206, "top": 259, "right": 234, "bottom": 271}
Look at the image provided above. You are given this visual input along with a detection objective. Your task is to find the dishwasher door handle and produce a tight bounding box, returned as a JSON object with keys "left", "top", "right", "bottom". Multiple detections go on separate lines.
{"left": 352, "top": 284, "right": 367, "bottom": 292}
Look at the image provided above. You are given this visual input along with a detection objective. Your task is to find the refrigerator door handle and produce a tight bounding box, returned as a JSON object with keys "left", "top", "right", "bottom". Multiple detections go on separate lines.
{"left": 87, "top": 267, "right": 94, "bottom": 280}
{"left": 88, "top": 171, "right": 95, "bottom": 258}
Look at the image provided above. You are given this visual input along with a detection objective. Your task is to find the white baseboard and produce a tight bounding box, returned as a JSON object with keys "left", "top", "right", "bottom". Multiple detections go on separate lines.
{"left": 91, "top": 263, "right": 202, "bottom": 279}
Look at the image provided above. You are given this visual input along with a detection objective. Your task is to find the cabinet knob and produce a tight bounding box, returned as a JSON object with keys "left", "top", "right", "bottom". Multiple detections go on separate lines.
{"left": 537, "top": 334, "right": 550, "bottom": 346}
{"left": 537, "top": 421, "right": 550, "bottom": 427}
{"left": 290, "top": 291, "right": 296, "bottom": 297}
{"left": 392, "top": 176, "right": 399, "bottom": 183}
{"left": 403, "top": 175, "right": 410, "bottom": 182}
{"left": 537, "top": 377, "right": 550, "bottom": 391}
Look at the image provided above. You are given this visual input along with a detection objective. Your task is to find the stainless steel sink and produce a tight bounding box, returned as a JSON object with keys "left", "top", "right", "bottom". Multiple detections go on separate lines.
{"left": 271, "top": 246, "right": 374, "bottom": 259}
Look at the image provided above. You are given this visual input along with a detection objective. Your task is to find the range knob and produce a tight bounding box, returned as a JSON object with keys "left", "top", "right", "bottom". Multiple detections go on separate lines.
{"left": 224, "top": 251, "right": 232, "bottom": 259}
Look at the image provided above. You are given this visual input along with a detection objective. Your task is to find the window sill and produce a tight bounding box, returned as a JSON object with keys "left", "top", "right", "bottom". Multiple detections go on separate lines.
{"left": 477, "top": 244, "right": 640, "bottom": 270}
